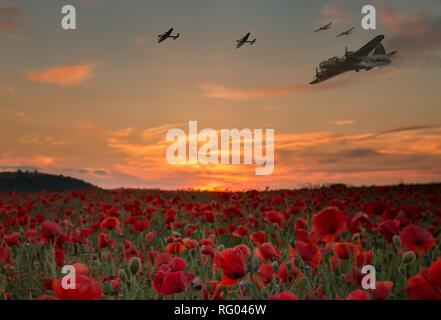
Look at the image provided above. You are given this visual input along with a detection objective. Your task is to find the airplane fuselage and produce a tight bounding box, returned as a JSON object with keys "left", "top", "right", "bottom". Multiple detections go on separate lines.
{"left": 318, "top": 52, "right": 396, "bottom": 73}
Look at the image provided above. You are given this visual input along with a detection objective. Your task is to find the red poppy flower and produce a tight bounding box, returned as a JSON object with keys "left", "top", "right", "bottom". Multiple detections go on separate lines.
{"left": 355, "top": 250, "right": 374, "bottom": 267}
{"left": 257, "top": 264, "right": 274, "bottom": 287}
{"left": 400, "top": 224, "right": 435, "bottom": 254}
{"left": 276, "top": 262, "right": 303, "bottom": 284}
{"left": 203, "top": 210, "right": 215, "bottom": 223}
{"left": 0, "top": 247, "right": 10, "bottom": 264}
{"left": 98, "top": 232, "right": 115, "bottom": 249}
{"left": 333, "top": 242, "right": 355, "bottom": 260}
{"left": 295, "top": 241, "right": 322, "bottom": 269}
{"left": 264, "top": 210, "right": 284, "bottom": 228}
{"left": 72, "top": 262, "right": 89, "bottom": 276}
{"left": 362, "top": 200, "right": 387, "bottom": 217}
{"left": 268, "top": 292, "right": 298, "bottom": 300}
{"left": 201, "top": 245, "right": 216, "bottom": 260}
{"left": 100, "top": 217, "right": 120, "bottom": 230}
{"left": 214, "top": 247, "right": 248, "bottom": 280}
{"left": 133, "top": 221, "right": 149, "bottom": 233}
{"left": 52, "top": 275, "right": 103, "bottom": 300}
{"left": 255, "top": 242, "right": 281, "bottom": 262}
{"left": 251, "top": 231, "right": 266, "bottom": 246}
{"left": 158, "top": 271, "right": 195, "bottom": 296}
{"left": 346, "top": 289, "right": 371, "bottom": 300}
{"left": 4, "top": 232, "right": 21, "bottom": 247}
{"left": 40, "top": 221, "right": 61, "bottom": 239}
{"left": 378, "top": 220, "right": 400, "bottom": 242}
{"left": 405, "top": 271, "right": 441, "bottom": 300}
{"left": 183, "top": 238, "right": 198, "bottom": 249}
{"left": 373, "top": 281, "right": 393, "bottom": 300}
{"left": 312, "top": 207, "right": 346, "bottom": 242}
{"left": 165, "top": 242, "right": 187, "bottom": 255}
{"left": 427, "top": 258, "right": 441, "bottom": 290}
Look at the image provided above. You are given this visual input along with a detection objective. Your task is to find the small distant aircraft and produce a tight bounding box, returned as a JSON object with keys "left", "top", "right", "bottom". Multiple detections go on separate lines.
{"left": 236, "top": 33, "right": 256, "bottom": 49}
{"left": 314, "top": 22, "right": 332, "bottom": 32}
{"left": 310, "top": 35, "right": 398, "bottom": 84}
{"left": 158, "top": 28, "right": 180, "bottom": 43}
{"left": 336, "top": 27, "right": 356, "bottom": 37}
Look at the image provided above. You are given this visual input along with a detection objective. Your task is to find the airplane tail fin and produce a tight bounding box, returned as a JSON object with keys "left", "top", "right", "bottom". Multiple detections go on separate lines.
{"left": 173, "top": 33, "right": 180, "bottom": 40}
{"left": 251, "top": 39, "right": 256, "bottom": 45}
{"left": 373, "top": 43, "right": 386, "bottom": 55}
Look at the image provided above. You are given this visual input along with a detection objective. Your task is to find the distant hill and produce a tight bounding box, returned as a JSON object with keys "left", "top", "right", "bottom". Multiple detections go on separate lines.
{"left": 0, "top": 171, "right": 97, "bottom": 193}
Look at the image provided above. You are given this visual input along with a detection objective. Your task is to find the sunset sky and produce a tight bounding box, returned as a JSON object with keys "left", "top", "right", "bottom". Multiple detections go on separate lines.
{"left": 1, "top": 0, "right": 441, "bottom": 190}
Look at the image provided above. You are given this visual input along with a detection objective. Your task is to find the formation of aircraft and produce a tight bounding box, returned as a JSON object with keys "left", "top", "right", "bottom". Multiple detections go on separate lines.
{"left": 158, "top": 28, "right": 180, "bottom": 43}
{"left": 336, "top": 27, "right": 356, "bottom": 37}
{"left": 235, "top": 32, "right": 256, "bottom": 49}
{"left": 310, "top": 35, "right": 398, "bottom": 84}
{"left": 314, "top": 22, "right": 332, "bottom": 32}
{"left": 155, "top": 28, "right": 398, "bottom": 85}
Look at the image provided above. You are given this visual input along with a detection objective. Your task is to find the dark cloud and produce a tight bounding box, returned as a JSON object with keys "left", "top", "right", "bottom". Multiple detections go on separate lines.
{"left": 0, "top": 3, "right": 22, "bottom": 31}
{"left": 380, "top": 3, "right": 441, "bottom": 55}
{"left": 63, "top": 168, "right": 107, "bottom": 176}
{"left": 1, "top": 166, "right": 41, "bottom": 172}
{"left": 93, "top": 170, "right": 107, "bottom": 176}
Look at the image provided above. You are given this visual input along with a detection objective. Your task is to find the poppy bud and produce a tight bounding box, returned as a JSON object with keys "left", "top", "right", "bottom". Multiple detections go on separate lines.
{"left": 353, "top": 233, "right": 360, "bottom": 241}
{"left": 205, "top": 282, "right": 213, "bottom": 293}
{"left": 128, "top": 257, "right": 141, "bottom": 276}
{"left": 393, "top": 235, "right": 401, "bottom": 248}
{"left": 124, "top": 266, "right": 133, "bottom": 281}
{"left": 402, "top": 251, "right": 416, "bottom": 264}
{"left": 215, "top": 268, "right": 223, "bottom": 282}
{"left": 103, "top": 281, "right": 113, "bottom": 295}
{"left": 221, "top": 286, "right": 229, "bottom": 297}
{"left": 118, "top": 269, "right": 129, "bottom": 283}
{"left": 286, "top": 262, "right": 293, "bottom": 272}
{"left": 271, "top": 261, "right": 278, "bottom": 268}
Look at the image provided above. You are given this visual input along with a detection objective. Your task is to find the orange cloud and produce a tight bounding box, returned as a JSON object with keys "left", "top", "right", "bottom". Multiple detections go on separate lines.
{"left": 26, "top": 63, "right": 100, "bottom": 86}
{"left": 200, "top": 81, "right": 341, "bottom": 101}
{"left": 380, "top": 4, "right": 428, "bottom": 37}
{"left": 318, "top": 3, "right": 351, "bottom": 25}
{"left": 380, "top": 4, "right": 441, "bottom": 53}
{"left": 333, "top": 120, "right": 355, "bottom": 126}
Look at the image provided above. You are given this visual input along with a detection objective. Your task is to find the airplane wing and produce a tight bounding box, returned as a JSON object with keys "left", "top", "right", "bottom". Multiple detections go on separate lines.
{"left": 235, "top": 34, "right": 249, "bottom": 48}
{"left": 353, "top": 35, "right": 385, "bottom": 57}
{"left": 158, "top": 35, "right": 167, "bottom": 43}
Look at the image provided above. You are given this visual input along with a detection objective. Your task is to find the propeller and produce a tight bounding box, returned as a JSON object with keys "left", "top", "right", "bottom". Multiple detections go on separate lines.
{"left": 316, "top": 67, "right": 319, "bottom": 78}
{"left": 345, "top": 47, "right": 348, "bottom": 58}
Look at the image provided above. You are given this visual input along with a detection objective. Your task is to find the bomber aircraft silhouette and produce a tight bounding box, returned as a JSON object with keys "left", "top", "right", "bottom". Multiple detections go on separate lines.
{"left": 158, "top": 28, "right": 180, "bottom": 43}
{"left": 336, "top": 27, "right": 355, "bottom": 37}
{"left": 310, "top": 35, "right": 398, "bottom": 84}
{"left": 314, "top": 22, "right": 332, "bottom": 32}
{"left": 236, "top": 33, "right": 256, "bottom": 49}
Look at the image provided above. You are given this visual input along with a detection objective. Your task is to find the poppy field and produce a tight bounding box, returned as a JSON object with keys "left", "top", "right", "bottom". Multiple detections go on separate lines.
{"left": 1, "top": 183, "right": 441, "bottom": 300}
